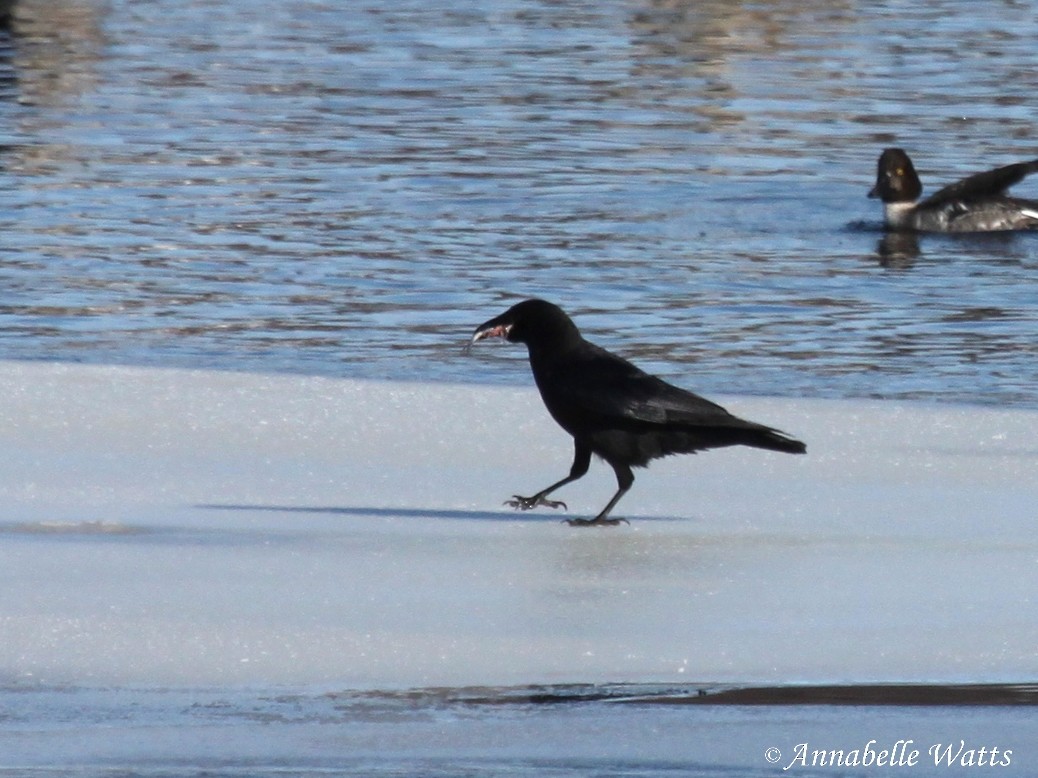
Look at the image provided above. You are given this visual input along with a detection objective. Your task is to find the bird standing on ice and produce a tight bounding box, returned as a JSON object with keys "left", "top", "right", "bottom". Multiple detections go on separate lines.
{"left": 470, "top": 299, "right": 806, "bottom": 526}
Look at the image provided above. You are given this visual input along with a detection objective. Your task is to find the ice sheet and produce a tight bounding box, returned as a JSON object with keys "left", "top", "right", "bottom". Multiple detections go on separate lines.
{"left": 1, "top": 360, "right": 1035, "bottom": 691}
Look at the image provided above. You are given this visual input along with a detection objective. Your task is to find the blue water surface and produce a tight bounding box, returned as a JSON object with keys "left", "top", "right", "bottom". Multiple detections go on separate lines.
{"left": 0, "top": 0, "right": 1036, "bottom": 406}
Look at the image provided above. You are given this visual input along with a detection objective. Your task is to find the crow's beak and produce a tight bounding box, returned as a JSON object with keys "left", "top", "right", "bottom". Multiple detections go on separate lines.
{"left": 471, "top": 323, "right": 511, "bottom": 343}
{"left": 464, "top": 321, "right": 512, "bottom": 355}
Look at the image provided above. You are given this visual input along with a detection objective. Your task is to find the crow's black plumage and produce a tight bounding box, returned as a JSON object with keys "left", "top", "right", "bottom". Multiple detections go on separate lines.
{"left": 470, "top": 299, "right": 806, "bottom": 526}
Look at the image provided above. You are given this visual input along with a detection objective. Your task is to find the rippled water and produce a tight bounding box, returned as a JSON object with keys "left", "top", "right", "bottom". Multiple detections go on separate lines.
{"left": 1, "top": 0, "right": 1037, "bottom": 405}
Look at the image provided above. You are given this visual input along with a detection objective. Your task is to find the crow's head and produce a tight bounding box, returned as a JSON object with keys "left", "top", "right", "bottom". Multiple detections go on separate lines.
{"left": 470, "top": 299, "right": 582, "bottom": 353}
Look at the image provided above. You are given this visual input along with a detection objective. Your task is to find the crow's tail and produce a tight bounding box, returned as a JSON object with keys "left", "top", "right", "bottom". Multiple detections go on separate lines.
{"left": 746, "top": 426, "right": 807, "bottom": 455}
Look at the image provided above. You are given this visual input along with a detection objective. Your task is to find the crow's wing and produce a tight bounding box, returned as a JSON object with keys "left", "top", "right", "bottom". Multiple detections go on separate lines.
{"left": 538, "top": 342, "right": 749, "bottom": 429}
{"left": 924, "top": 160, "right": 1038, "bottom": 206}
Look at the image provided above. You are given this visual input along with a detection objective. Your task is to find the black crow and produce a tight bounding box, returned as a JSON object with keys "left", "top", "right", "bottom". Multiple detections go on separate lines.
{"left": 470, "top": 299, "right": 806, "bottom": 526}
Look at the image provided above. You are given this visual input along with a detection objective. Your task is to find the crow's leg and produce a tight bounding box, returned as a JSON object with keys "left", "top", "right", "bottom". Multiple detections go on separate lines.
{"left": 566, "top": 461, "right": 633, "bottom": 527}
{"left": 506, "top": 440, "right": 590, "bottom": 512}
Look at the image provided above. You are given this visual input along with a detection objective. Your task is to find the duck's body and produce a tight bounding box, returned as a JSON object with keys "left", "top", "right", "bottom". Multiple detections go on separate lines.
{"left": 869, "top": 148, "right": 1038, "bottom": 232}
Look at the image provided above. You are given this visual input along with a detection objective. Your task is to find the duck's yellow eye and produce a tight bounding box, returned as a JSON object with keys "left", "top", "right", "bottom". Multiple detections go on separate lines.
{"left": 895, "top": 168, "right": 904, "bottom": 176}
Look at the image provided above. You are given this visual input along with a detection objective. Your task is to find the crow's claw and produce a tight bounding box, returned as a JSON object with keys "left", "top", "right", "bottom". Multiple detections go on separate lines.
{"left": 564, "top": 516, "right": 629, "bottom": 527}
{"left": 505, "top": 495, "right": 567, "bottom": 512}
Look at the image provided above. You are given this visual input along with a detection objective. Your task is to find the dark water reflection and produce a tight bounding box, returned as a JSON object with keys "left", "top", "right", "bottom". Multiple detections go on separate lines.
{"left": 0, "top": 0, "right": 1036, "bottom": 406}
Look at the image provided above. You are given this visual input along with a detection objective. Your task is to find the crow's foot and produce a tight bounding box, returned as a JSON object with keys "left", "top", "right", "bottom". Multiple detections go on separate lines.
{"left": 564, "top": 516, "right": 629, "bottom": 527}
{"left": 505, "top": 495, "right": 567, "bottom": 511}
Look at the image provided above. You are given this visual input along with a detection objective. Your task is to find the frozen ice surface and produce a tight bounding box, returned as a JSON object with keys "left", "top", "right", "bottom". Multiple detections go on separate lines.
{"left": 1, "top": 360, "right": 1035, "bottom": 689}
{"left": 0, "top": 361, "right": 1036, "bottom": 774}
